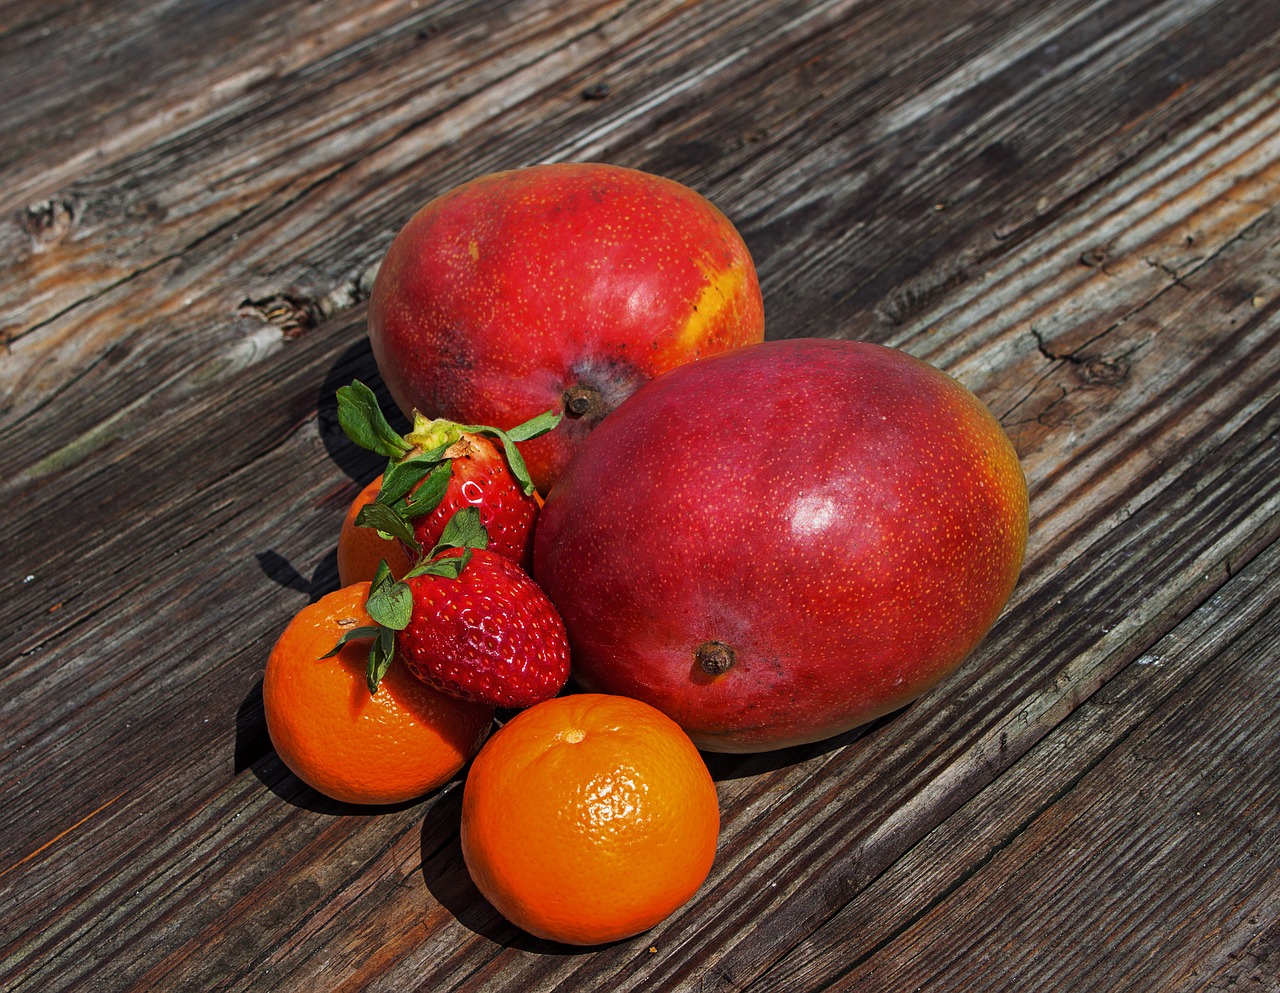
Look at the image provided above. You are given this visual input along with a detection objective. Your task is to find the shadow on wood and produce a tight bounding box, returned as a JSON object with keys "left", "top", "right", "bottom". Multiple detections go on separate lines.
{"left": 254, "top": 546, "right": 340, "bottom": 604}
{"left": 700, "top": 705, "right": 911, "bottom": 782}
{"left": 234, "top": 678, "right": 270, "bottom": 775}
{"left": 317, "top": 336, "right": 408, "bottom": 483}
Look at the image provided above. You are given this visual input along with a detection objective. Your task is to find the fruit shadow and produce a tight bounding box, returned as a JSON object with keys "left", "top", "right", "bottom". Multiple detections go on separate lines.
{"left": 419, "top": 785, "right": 618, "bottom": 955}
{"left": 254, "top": 548, "right": 339, "bottom": 604}
{"left": 317, "top": 335, "right": 410, "bottom": 481}
{"left": 697, "top": 705, "right": 911, "bottom": 782}
{"left": 251, "top": 336, "right": 402, "bottom": 604}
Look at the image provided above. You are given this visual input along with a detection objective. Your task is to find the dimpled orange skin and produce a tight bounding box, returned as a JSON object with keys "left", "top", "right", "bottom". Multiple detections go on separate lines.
{"left": 337, "top": 476, "right": 414, "bottom": 587}
{"left": 262, "top": 583, "right": 495, "bottom": 805}
{"left": 533, "top": 339, "right": 1029, "bottom": 753}
{"left": 460, "top": 694, "right": 720, "bottom": 946}
{"left": 367, "top": 162, "right": 765, "bottom": 493}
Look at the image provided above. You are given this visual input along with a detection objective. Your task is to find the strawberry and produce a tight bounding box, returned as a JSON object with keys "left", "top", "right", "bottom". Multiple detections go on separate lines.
{"left": 398, "top": 547, "right": 570, "bottom": 708}
{"left": 335, "top": 380, "right": 559, "bottom": 570}
{"left": 326, "top": 506, "right": 570, "bottom": 709}
{"left": 403, "top": 427, "right": 538, "bottom": 569}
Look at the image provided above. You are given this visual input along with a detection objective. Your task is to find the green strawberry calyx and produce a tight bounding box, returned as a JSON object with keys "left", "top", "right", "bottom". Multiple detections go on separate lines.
{"left": 322, "top": 506, "right": 491, "bottom": 693}
{"left": 335, "top": 380, "right": 559, "bottom": 558}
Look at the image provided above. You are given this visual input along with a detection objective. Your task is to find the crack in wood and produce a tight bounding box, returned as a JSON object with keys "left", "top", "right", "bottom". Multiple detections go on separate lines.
{"left": 0, "top": 790, "right": 127, "bottom": 882}
{"left": 1144, "top": 254, "right": 1193, "bottom": 289}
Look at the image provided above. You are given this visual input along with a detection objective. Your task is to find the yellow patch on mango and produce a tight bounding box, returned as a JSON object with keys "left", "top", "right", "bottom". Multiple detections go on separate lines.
{"left": 676, "top": 261, "right": 747, "bottom": 353}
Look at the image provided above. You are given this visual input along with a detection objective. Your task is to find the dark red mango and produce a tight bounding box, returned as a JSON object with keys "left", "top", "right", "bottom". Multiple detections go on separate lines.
{"left": 534, "top": 338, "right": 1029, "bottom": 752}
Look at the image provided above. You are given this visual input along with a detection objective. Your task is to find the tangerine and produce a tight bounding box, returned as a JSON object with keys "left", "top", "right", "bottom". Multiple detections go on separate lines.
{"left": 263, "top": 583, "right": 494, "bottom": 805}
{"left": 337, "top": 476, "right": 414, "bottom": 587}
{"left": 460, "top": 693, "right": 719, "bottom": 945}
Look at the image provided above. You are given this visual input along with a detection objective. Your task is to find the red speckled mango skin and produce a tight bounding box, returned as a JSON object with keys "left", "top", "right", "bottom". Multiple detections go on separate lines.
{"left": 533, "top": 339, "right": 1029, "bottom": 752}
{"left": 368, "top": 163, "right": 765, "bottom": 493}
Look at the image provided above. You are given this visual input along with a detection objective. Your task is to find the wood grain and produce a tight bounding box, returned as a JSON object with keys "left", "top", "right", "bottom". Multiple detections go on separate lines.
{"left": 1, "top": 0, "right": 1278, "bottom": 989}
{"left": 0, "top": 0, "right": 500, "bottom": 211}
{"left": 756, "top": 527, "right": 1280, "bottom": 992}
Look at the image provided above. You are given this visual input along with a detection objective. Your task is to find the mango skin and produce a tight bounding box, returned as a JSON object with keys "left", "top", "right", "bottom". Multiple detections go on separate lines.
{"left": 533, "top": 338, "right": 1029, "bottom": 753}
{"left": 368, "top": 163, "right": 765, "bottom": 493}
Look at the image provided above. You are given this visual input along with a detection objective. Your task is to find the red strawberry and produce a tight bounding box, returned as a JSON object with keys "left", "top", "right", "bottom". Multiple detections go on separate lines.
{"left": 398, "top": 548, "right": 570, "bottom": 708}
{"left": 332, "top": 512, "right": 570, "bottom": 709}
{"left": 336, "top": 380, "right": 559, "bottom": 570}
{"left": 405, "top": 428, "right": 537, "bottom": 570}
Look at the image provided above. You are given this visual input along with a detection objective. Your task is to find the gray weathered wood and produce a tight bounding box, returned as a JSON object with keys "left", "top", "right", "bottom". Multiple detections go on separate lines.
{"left": 2, "top": 0, "right": 1278, "bottom": 990}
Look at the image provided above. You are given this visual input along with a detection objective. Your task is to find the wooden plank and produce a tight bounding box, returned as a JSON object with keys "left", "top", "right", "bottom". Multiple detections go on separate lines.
{"left": 0, "top": 0, "right": 491, "bottom": 211}
{"left": 0, "top": 0, "right": 1250, "bottom": 827}
{"left": 1, "top": 0, "right": 1278, "bottom": 989}
{"left": 8, "top": 0, "right": 1274, "bottom": 433}
{"left": 4, "top": 151, "right": 1272, "bottom": 993}
{"left": 0, "top": 0, "right": 1269, "bottom": 577}
{"left": 840, "top": 558, "right": 1280, "bottom": 992}
{"left": 0, "top": 0, "right": 865, "bottom": 420}
{"left": 1, "top": 0, "right": 681, "bottom": 412}
{"left": 752, "top": 523, "right": 1280, "bottom": 991}
{"left": 721, "top": 0, "right": 1280, "bottom": 339}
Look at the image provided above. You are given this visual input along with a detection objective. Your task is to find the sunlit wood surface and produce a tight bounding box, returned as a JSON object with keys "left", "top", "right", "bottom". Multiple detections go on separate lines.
{"left": 2, "top": 0, "right": 1278, "bottom": 989}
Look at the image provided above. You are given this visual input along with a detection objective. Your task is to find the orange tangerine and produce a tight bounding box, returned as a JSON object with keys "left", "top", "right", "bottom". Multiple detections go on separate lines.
{"left": 337, "top": 476, "right": 413, "bottom": 587}
{"left": 263, "top": 583, "right": 493, "bottom": 805}
{"left": 460, "top": 693, "right": 719, "bottom": 944}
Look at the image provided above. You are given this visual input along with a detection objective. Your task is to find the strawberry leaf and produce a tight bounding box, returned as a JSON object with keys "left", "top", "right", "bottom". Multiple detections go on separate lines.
{"left": 404, "top": 547, "right": 474, "bottom": 581}
{"left": 376, "top": 449, "right": 449, "bottom": 506}
{"left": 319, "top": 625, "right": 381, "bottom": 659}
{"left": 355, "top": 502, "right": 422, "bottom": 555}
{"left": 358, "top": 566, "right": 406, "bottom": 693}
{"left": 402, "top": 460, "right": 453, "bottom": 519}
{"left": 457, "top": 408, "right": 559, "bottom": 496}
{"left": 433, "top": 505, "right": 489, "bottom": 555}
{"left": 369, "top": 558, "right": 393, "bottom": 593}
{"left": 400, "top": 508, "right": 486, "bottom": 582}
{"left": 506, "top": 409, "right": 563, "bottom": 442}
{"left": 366, "top": 626, "right": 397, "bottom": 694}
{"left": 366, "top": 579, "right": 413, "bottom": 631}
{"left": 497, "top": 433, "right": 538, "bottom": 496}
{"left": 336, "top": 381, "right": 413, "bottom": 459}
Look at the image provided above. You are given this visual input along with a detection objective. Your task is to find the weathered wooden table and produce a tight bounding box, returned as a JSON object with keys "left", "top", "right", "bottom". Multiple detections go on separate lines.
{"left": 3, "top": 0, "right": 1278, "bottom": 989}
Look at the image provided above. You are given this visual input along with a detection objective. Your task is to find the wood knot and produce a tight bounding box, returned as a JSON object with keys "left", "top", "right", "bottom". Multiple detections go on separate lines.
{"left": 239, "top": 293, "right": 320, "bottom": 339}
{"left": 19, "top": 195, "right": 80, "bottom": 251}
{"left": 1079, "top": 355, "right": 1130, "bottom": 387}
{"left": 1079, "top": 247, "right": 1110, "bottom": 268}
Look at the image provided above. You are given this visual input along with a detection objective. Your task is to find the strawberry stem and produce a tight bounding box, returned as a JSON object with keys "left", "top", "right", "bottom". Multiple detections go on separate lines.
{"left": 332, "top": 514, "right": 493, "bottom": 694}
{"left": 336, "top": 378, "right": 562, "bottom": 507}
{"left": 404, "top": 414, "right": 464, "bottom": 454}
